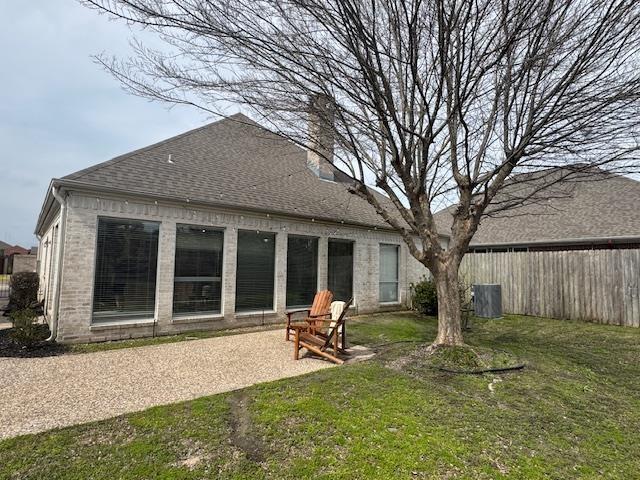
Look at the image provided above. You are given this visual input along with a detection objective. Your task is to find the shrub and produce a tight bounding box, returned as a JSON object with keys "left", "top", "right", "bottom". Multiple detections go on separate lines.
{"left": 10, "top": 309, "right": 42, "bottom": 347}
{"left": 411, "top": 277, "right": 474, "bottom": 322}
{"left": 9, "top": 272, "right": 39, "bottom": 310}
{"left": 411, "top": 278, "right": 438, "bottom": 315}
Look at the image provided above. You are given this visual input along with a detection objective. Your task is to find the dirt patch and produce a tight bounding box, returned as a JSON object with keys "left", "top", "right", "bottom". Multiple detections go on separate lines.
{"left": 387, "top": 343, "right": 524, "bottom": 375}
{"left": 77, "top": 417, "right": 136, "bottom": 446}
{"left": 227, "top": 390, "right": 266, "bottom": 463}
{"left": 172, "top": 438, "right": 213, "bottom": 471}
{"left": 0, "top": 324, "right": 68, "bottom": 358}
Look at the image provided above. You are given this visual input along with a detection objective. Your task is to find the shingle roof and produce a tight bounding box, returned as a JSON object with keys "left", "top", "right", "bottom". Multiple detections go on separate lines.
{"left": 433, "top": 168, "right": 640, "bottom": 246}
{"left": 60, "top": 113, "right": 391, "bottom": 229}
{"left": 0, "top": 240, "right": 11, "bottom": 251}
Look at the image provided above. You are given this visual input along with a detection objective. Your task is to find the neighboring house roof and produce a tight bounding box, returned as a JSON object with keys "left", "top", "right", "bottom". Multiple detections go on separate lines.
{"left": 0, "top": 240, "right": 10, "bottom": 251}
{"left": 433, "top": 167, "right": 640, "bottom": 246}
{"left": 3, "top": 245, "right": 30, "bottom": 256}
{"left": 45, "top": 113, "right": 393, "bottom": 231}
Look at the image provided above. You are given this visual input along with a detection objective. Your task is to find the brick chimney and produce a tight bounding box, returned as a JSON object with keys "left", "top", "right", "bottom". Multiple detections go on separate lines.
{"left": 307, "top": 93, "right": 335, "bottom": 181}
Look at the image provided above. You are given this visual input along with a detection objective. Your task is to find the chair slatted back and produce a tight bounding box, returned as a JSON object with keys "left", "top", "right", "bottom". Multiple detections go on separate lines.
{"left": 309, "top": 290, "right": 333, "bottom": 317}
{"left": 322, "top": 298, "right": 352, "bottom": 350}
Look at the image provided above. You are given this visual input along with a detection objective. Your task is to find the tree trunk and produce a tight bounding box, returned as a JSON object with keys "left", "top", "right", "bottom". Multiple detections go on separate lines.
{"left": 432, "top": 263, "right": 464, "bottom": 346}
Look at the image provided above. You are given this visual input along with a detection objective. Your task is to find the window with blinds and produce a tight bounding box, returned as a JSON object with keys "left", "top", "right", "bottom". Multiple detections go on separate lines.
{"left": 286, "top": 235, "right": 319, "bottom": 308}
{"left": 173, "top": 225, "right": 224, "bottom": 316}
{"left": 235, "top": 230, "right": 276, "bottom": 312}
{"left": 379, "top": 243, "right": 399, "bottom": 302}
{"left": 92, "top": 217, "right": 159, "bottom": 322}
{"left": 328, "top": 239, "right": 354, "bottom": 301}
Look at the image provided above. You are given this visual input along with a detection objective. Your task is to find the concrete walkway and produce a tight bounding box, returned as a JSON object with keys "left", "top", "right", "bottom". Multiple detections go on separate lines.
{"left": 0, "top": 329, "right": 333, "bottom": 439}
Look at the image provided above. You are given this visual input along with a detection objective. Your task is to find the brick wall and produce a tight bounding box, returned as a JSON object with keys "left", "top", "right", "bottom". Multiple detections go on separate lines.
{"left": 52, "top": 191, "right": 430, "bottom": 343}
{"left": 11, "top": 254, "right": 37, "bottom": 274}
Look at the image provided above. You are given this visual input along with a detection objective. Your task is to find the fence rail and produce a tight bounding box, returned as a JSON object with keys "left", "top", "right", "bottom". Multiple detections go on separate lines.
{"left": 460, "top": 249, "right": 640, "bottom": 328}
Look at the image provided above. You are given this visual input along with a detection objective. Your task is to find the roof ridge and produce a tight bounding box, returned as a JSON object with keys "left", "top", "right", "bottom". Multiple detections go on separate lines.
{"left": 64, "top": 113, "right": 256, "bottom": 181}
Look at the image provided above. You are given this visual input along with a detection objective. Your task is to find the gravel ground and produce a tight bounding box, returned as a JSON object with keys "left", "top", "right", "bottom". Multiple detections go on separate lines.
{"left": 0, "top": 329, "right": 333, "bottom": 440}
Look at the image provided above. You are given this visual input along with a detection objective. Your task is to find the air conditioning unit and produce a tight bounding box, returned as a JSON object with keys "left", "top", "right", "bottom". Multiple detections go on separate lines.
{"left": 473, "top": 284, "right": 502, "bottom": 318}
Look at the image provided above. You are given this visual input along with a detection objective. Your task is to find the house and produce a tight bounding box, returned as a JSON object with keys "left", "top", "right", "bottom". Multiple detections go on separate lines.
{"left": 1, "top": 243, "right": 34, "bottom": 275}
{"left": 35, "top": 113, "right": 429, "bottom": 343}
{"left": 434, "top": 167, "right": 640, "bottom": 252}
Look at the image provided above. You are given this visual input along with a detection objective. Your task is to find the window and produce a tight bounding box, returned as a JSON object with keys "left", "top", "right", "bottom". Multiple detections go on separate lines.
{"left": 235, "top": 230, "right": 276, "bottom": 312}
{"left": 328, "top": 239, "right": 354, "bottom": 301}
{"left": 286, "top": 235, "right": 319, "bottom": 308}
{"left": 379, "top": 243, "right": 399, "bottom": 303}
{"left": 92, "top": 218, "right": 159, "bottom": 322}
{"left": 173, "top": 225, "right": 224, "bottom": 316}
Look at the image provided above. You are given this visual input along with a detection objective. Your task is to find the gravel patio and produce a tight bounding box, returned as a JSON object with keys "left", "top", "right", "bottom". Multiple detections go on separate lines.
{"left": 0, "top": 329, "right": 333, "bottom": 439}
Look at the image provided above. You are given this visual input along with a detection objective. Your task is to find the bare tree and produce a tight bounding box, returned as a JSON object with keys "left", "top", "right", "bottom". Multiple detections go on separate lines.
{"left": 83, "top": 0, "right": 640, "bottom": 347}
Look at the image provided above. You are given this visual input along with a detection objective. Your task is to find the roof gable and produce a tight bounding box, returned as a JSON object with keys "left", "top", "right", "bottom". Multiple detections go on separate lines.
{"left": 60, "top": 113, "right": 390, "bottom": 229}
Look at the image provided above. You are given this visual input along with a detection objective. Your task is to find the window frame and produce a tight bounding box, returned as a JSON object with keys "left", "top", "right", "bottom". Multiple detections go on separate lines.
{"left": 285, "top": 234, "right": 320, "bottom": 309}
{"left": 379, "top": 243, "right": 400, "bottom": 304}
{"left": 172, "top": 224, "right": 225, "bottom": 319}
{"left": 327, "top": 238, "right": 355, "bottom": 302}
{"left": 235, "top": 229, "right": 277, "bottom": 313}
{"left": 91, "top": 216, "right": 161, "bottom": 325}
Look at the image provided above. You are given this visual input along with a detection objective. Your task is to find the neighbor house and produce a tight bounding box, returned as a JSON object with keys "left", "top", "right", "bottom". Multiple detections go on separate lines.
{"left": 35, "top": 114, "right": 432, "bottom": 343}
{"left": 1, "top": 243, "right": 36, "bottom": 275}
{"left": 434, "top": 167, "right": 640, "bottom": 252}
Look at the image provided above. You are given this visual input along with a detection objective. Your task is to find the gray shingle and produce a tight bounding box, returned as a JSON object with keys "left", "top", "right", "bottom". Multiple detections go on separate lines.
{"left": 433, "top": 168, "right": 640, "bottom": 245}
{"left": 61, "top": 114, "right": 390, "bottom": 229}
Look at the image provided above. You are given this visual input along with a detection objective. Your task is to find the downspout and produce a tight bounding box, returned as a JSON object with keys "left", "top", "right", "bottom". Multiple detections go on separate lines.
{"left": 47, "top": 186, "right": 67, "bottom": 342}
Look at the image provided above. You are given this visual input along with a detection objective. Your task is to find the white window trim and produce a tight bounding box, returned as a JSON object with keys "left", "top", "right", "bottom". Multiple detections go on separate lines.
{"left": 379, "top": 243, "right": 400, "bottom": 304}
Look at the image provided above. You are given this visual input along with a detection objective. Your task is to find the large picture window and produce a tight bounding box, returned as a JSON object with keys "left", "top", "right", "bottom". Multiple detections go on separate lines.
{"left": 286, "top": 235, "right": 319, "bottom": 308}
{"left": 235, "top": 230, "right": 276, "bottom": 312}
{"left": 379, "top": 243, "right": 399, "bottom": 303}
{"left": 92, "top": 218, "right": 159, "bottom": 322}
{"left": 173, "top": 225, "right": 224, "bottom": 316}
{"left": 328, "top": 239, "right": 354, "bottom": 301}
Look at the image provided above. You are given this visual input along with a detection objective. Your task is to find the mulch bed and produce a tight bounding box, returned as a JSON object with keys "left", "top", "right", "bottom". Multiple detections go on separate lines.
{"left": 0, "top": 324, "right": 69, "bottom": 358}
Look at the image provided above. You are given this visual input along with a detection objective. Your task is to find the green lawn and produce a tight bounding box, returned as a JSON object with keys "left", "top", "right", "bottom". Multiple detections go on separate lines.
{"left": 1, "top": 313, "right": 639, "bottom": 479}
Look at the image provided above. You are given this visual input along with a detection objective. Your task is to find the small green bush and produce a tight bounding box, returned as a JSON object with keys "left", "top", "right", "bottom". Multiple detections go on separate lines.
{"left": 9, "top": 272, "right": 39, "bottom": 310}
{"left": 10, "top": 309, "right": 41, "bottom": 347}
{"left": 411, "top": 278, "right": 438, "bottom": 315}
{"left": 412, "top": 277, "right": 474, "bottom": 322}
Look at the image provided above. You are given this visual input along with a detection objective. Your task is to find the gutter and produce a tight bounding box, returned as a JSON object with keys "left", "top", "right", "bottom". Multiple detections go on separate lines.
{"left": 470, "top": 235, "right": 640, "bottom": 249}
{"left": 47, "top": 186, "right": 67, "bottom": 342}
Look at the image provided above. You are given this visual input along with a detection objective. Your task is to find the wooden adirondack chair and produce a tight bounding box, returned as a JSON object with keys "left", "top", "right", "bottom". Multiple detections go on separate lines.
{"left": 292, "top": 298, "right": 353, "bottom": 365}
{"left": 285, "top": 290, "right": 333, "bottom": 341}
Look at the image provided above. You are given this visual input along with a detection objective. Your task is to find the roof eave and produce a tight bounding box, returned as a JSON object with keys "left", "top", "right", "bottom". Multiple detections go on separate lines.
{"left": 52, "top": 178, "right": 399, "bottom": 233}
{"left": 469, "top": 235, "right": 640, "bottom": 248}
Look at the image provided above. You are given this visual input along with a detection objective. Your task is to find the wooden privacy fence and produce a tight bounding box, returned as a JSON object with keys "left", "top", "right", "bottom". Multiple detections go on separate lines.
{"left": 459, "top": 249, "right": 640, "bottom": 327}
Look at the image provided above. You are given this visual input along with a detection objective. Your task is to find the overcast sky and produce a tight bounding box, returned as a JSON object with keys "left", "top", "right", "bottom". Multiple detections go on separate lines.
{"left": 0, "top": 1, "right": 212, "bottom": 247}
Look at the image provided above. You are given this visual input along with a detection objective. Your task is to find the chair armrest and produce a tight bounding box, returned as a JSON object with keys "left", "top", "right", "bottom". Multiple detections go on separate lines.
{"left": 286, "top": 308, "right": 311, "bottom": 317}
{"left": 289, "top": 323, "right": 311, "bottom": 332}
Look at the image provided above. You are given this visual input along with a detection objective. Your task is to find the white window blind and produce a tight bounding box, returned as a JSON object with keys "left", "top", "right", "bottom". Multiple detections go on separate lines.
{"left": 379, "top": 243, "right": 399, "bottom": 302}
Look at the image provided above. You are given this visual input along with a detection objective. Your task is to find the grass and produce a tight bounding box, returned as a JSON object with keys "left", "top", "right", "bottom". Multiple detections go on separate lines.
{"left": 1, "top": 312, "right": 639, "bottom": 479}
